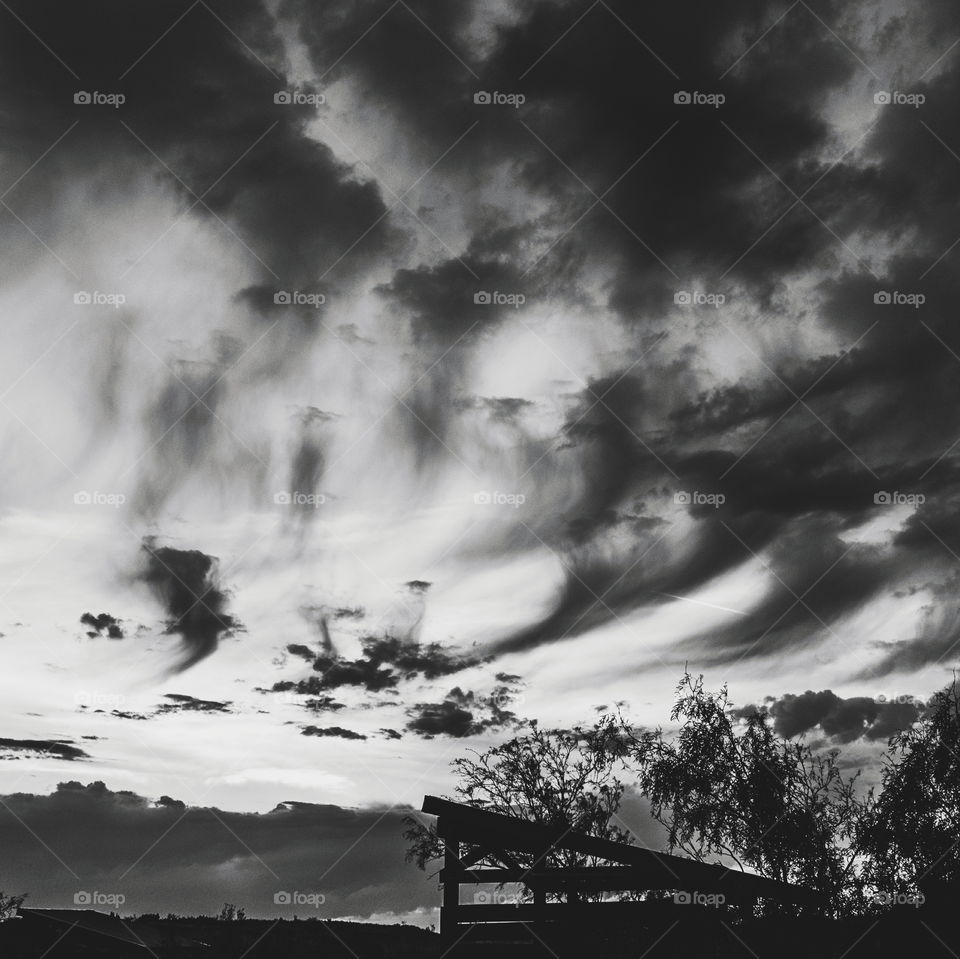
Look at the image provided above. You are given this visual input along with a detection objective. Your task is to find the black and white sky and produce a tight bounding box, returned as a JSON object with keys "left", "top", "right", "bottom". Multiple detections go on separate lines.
{"left": 1, "top": 0, "right": 959, "bottom": 925}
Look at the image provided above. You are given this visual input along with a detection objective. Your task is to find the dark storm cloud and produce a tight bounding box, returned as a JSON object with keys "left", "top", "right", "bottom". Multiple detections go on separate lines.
{"left": 286, "top": 643, "right": 315, "bottom": 662}
{"left": 304, "top": 654, "right": 397, "bottom": 693}
{"left": 290, "top": 0, "right": 861, "bottom": 309}
{"left": 361, "top": 636, "right": 484, "bottom": 679}
{"left": 304, "top": 696, "right": 347, "bottom": 713}
{"left": 0, "top": 782, "right": 436, "bottom": 918}
{"left": 109, "top": 709, "right": 150, "bottom": 721}
{"left": 406, "top": 698, "right": 475, "bottom": 738}
{"left": 4, "top": 0, "right": 959, "bottom": 683}
{"left": 494, "top": 359, "right": 958, "bottom": 662}
{"left": 270, "top": 635, "right": 489, "bottom": 697}
{"left": 380, "top": 253, "right": 527, "bottom": 347}
{"left": 274, "top": 0, "right": 960, "bottom": 677}
{"left": 135, "top": 539, "right": 240, "bottom": 672}
{"left": 155, "top": 694, "right": 233, "bottom": 715}
{"left": 0, "top": 0, "right": 399, "bottom": 292}
{"left": 82, "top": 696, "right": 232, "bottom": 722}
{"left": 405, "top": 683, "right": 522, "bottom": 738}
{"left": 734, "top": 688, "right": 922, "bottom": 743}
{"left": 80, "top": 612, "right": 124, "bottom": 639}
{"left": 301, "top": 725, "right": 367, "bottom": 741}
{"left": 0, "top": 739, "right": 89, "bottom": 761}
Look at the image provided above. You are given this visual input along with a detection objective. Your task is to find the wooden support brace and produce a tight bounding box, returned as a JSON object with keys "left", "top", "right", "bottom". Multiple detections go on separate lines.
{"left": 440, "top": 827, "right": 460, "bottom": 942}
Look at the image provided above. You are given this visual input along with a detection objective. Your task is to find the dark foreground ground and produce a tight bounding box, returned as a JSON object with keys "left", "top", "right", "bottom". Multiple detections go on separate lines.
{"left": 2, "top": 907, "right": 957, "bottom": 958}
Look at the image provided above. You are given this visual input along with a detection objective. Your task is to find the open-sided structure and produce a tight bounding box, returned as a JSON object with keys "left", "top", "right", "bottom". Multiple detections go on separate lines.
{"left": 421, "top": 795, "right": 818, "bottom": 942}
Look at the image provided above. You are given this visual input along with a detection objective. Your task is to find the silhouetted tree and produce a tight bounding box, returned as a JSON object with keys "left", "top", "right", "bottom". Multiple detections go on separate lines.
{"left": 217, "top": 902, "right": 246, "bottom": 921}
{"left": 859, "top": 676, "right": 960, "bottom": 907}
{"left": 0, "top": 891, "right": 25, "bottom": 920}
{"left": 627, "top": 672, "right": 869, "bottom": 917}
{"left": 404, "top": 718, "right": 629, "bottom": 900}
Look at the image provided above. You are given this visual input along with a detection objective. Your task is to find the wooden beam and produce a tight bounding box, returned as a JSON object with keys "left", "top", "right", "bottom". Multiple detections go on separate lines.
{"left": 440, "top": 866, "right": 751, "bottom": 900}
{"left": 449, "top": 900, "right": 727, "bottom": 925}
{"left": 438, "top": 865, "right": 756, "bottom": 897}
{"left": 440, "top": 866, "right": 754, "bottom": 902}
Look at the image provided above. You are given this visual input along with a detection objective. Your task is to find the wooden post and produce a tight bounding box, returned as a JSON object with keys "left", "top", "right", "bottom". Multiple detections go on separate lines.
{"left": 440, "top": 832, "right": 460, "bottom": 942}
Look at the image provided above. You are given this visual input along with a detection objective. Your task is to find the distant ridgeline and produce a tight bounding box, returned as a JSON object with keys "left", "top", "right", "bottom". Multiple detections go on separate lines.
{"left": 1, "top": 911, "right": 438, "bottom": 959}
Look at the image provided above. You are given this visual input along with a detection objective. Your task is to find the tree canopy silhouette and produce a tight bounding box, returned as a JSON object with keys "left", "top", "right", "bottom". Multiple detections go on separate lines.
{"left": 627, "top": 672, "right": 868, "bottom": 917}
{"left": 403, "top": 718, "right": 629, "bottom": 900}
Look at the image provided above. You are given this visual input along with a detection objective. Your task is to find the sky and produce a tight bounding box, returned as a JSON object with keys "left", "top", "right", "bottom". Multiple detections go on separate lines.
{"left": 0, "top": 0, "right": 959, "bottom": 924}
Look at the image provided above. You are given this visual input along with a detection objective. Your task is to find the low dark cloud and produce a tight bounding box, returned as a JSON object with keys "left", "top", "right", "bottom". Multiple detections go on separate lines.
{"left": 0, "top": 782, "right": 435, "bottom": 918}
{"left": 406, "top": 698, "right": 475, "bottom": 738}
{"left": 286, "top": 644, "right": 316, "bottom": 662}
{"left": 135, "top": 539, "right": 241, "bottom": 673}
{"left": 735, "top": 689, "right": 923, "bottom": 744}
{"left": 155, "top": 694, "right": 233, "bottom": 715}
{"left": 405, "top": 682, "right": 523, "bottom": 738}
{"left": 304, "top": 696, "right": 347, "bottom": 713}
{"left": 80, "top": 613, "right": 124, "bottom": 639}
{"left": 0, "top": 739, "right": 89, "bottom": 761}
{"left": 109, "top": 710, "right": 150, "bottom": 721}
{"left": 301, "top": 725, "right": 367, "bottom": 741}
{"left": 270, "top": 635, "right": 488, "bottom": 697}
